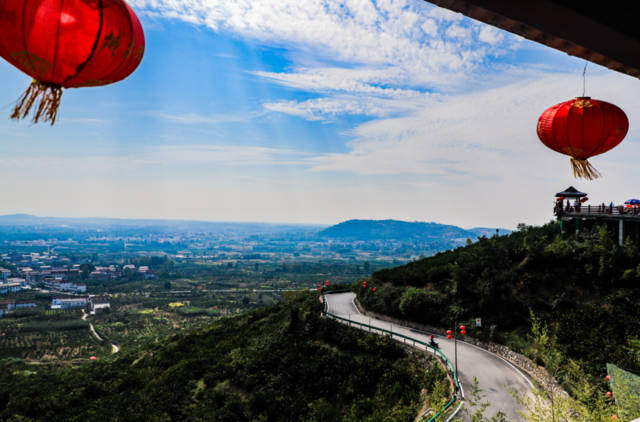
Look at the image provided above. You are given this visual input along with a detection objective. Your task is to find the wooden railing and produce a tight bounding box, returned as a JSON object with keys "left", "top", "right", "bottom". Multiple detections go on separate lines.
{"left": 557, "top": 205, "right": 640, "bottom": 219}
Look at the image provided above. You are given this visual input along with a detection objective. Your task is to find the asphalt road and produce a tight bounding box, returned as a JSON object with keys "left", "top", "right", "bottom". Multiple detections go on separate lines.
{"left": 325, "top": 292, "right": 532, "bottom": 421}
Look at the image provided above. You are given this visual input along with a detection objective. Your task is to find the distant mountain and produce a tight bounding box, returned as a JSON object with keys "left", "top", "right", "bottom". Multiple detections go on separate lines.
{"left": 0, "top": 214, "right": 324, "bottom": 235}
{"left": 318, "top": 219, "right": 481, "bottom": 241}
{"left": 468, "top": 227, "right": 512, "bottom": 238}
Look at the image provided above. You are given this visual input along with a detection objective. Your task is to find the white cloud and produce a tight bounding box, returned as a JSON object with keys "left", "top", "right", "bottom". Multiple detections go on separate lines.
{"left": 0, "top": 144, "right": 310, "bottom": 172}
{"left": 264, "top": 94, "right": 433, "bottom": 120}
{"left": 445, "top": 24, "right": 471, "bottom": 41}
{"left": 308, "top": 72, "right": 640, "bottom": 182}
{"left": 149, "top": 111, "right": 262, "bottom": 124}
{"left": 478, "top": 25, "right": 505, "bottom": 45}
{"left": 130, "top": 0, "right": 522, "bottom": 121}
{"left": 420, "top": 18, "right": 438, "bottom": 37}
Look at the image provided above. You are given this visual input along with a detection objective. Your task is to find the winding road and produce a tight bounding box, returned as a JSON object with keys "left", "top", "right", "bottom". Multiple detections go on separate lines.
{"left": 82, "top": 309, "right": 119, "bottom": 354}
{"left": 325, "top": 292, "right": 532, "bottom": 420}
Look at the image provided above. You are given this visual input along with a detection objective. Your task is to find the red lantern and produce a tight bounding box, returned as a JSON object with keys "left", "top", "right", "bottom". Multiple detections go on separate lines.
{"left": 446, "top": 330, "right": 452, "bottom": 335}
{"left": 447, "top": 334, "right": 452, "bottom": 340}
{"left": 362, "top": 281, "right": 367, "bottom": 288}
{"left": 372, "top": 287, "right": 377, "bottom": 292}
{"left": 0, "top": 0, "right": 145, "bottom": 124}
{"left": 606, "top": 391, "right": 613, "bottom": 398}
{"left": 325, "top": 280, "right": 329, "bottom": 286}
{"left": 612, "top": 415, "right": 618, "bottom": 420}
{"left": 459, "top": 325, "right": 466, "bottom": 331}
{"left": 606, "top": 375, "right": 610, "bottom": 382}
{"left": 460, "top": 330, "right": 466, "bottom": 335}
{"left": 89, "top": 356, "right": 97, "bottom": 361}
{"left": 537, "top": 97, "right": 628, "bottom": 180}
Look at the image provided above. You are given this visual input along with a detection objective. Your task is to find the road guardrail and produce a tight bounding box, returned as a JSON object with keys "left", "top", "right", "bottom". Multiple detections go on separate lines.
{"left": 321, "top": 292, "right": 461, "bottom": 421}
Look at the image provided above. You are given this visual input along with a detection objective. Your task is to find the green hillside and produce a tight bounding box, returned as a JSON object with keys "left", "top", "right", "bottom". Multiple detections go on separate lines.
{"left": 318, "top": 219, "right": 477, "bottom": 241}
{"left": 356, "top": 222, "right": 640, "bottom": 381}
{"left": 0, "top": 292, "right": 448, "bottom": 421}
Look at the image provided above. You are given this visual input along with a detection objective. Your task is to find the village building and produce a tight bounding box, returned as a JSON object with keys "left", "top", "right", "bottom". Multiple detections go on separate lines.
{"left": 89, "top": 265, "right": 119, "bottom": 280}
{"left": 0, "top": 267, "right": 10, "bottom": 281}
{"left": 138, "top": 266, "right": 155, "bottom": 279}
{"left": 89, "top": 296, "right": 111, "bottom": 314}
{"left": 0, "top": 278, "right": 27, "bottom": 294}
{"left": 0, "top": 300, "right": 37, "bottom": 318}
{"left": 51, "top": 297, "right": 88, "bottom": 310}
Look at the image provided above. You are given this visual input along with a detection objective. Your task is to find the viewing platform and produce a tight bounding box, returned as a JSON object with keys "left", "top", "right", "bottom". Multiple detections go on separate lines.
{"left": 554, "top": 186, "right": 640, "bottom": 245}
{"left": 558, "top": 206, "right": 640, "bottom": 221}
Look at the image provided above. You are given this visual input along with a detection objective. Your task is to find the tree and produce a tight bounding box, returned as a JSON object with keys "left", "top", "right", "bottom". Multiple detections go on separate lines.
{"left": 454, "top": 378, "right": 507, "bottom": 422}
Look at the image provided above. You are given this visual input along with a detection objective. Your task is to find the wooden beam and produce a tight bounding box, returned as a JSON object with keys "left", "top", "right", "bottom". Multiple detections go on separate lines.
{"left": 425, "top": 0, "right": 640, "bottom": 79}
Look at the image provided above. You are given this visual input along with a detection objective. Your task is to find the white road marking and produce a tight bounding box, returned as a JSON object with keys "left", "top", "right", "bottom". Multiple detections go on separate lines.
{"left": 446, "top": 402, "right": 464, "bottom": 422}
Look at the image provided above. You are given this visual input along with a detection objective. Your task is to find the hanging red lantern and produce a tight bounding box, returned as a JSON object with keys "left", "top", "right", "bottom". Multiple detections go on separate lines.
{"left": 606, "top": 391, "right": 613, "bottom": 398}
{"left": 447, "top": 334, "right": 452, "bottom": 340}
{"left": 537, "top": 97, "right": 628, "bottom": 180}
{"left": 612, "top": 415, "right": 618, "bottom": 420}
{"left": 606, "top": 375, "right": 610, "bottom": 382}
{"left": 362, "top": 281, "right": 367, "bottom": 288}
{"left": 446, "top": 330, "right": 452, "bottom": 335}
{"left": 325, "top": 280, "right": 329, "bottom": 287}
{"left": 459, "top": 325, "right": 466, "bottom": 331}
{"left": 460, "top": 329, "right": 466, "bottom": 335}
{"left": 0, "top": 0, "right": 145, "bottom": 125}
{"left": 372, "top": 287, "right": 377, "bottom": 292}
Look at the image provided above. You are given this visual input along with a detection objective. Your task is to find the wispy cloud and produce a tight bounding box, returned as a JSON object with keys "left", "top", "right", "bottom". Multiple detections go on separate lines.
{"left": 263, "top": 93, "right": 434, "bottom": 120}
{"left": 129, "top": 0, "right": 522, "bottom": 121}
{"left": 0, "top": 144, "right": 311, "bottom": 172}
{"left": 307, "top": 72, "right": 640, "bottom": 180}
{"left": 149, "top": 111, "right": 263, "bottom": 125}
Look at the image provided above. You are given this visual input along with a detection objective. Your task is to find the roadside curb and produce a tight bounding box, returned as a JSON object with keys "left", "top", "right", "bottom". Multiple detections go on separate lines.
{"left": 353, "top": 297, "right": 564, "bottom": 395}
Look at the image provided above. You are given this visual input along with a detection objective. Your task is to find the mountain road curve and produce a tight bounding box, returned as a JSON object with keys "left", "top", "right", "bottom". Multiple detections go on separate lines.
{"left": 325, "top": 292, "right": 533, "bottom": 421}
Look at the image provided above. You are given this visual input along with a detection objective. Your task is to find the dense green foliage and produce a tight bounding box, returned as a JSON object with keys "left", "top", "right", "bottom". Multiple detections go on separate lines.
{"left": 0, "top": 293, "right": 448, "bottom": 421}
{"left": 357, "top": 223, "right": 640, "bottom": 381}
{"left": 319, "top": 219, "right": 478, "bottom": 240}
{"left": 0, "top": 307, "right": 109, "bottom": 361}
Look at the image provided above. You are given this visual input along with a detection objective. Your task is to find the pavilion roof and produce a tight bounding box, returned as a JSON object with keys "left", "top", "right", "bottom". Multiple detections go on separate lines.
{"left": 555, "top": 186, "right": 587, "bottom": 198}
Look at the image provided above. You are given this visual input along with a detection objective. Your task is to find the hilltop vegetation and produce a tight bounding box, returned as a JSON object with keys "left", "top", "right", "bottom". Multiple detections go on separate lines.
{"left": 0, "top": 292, "right": 449, "bottom": 421}
{"left": 357, "top": 223, "right": 640, "bottom": 383}
{"left": 318, "top": 219, "right": 509, "bottom": 256}
{"left": 319, "top": 219, "right": 477, "bottom": 240}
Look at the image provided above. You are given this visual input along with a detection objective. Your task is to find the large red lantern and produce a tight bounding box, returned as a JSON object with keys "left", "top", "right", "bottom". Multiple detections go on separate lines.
{"left": 0, "top": 0, "right": 145, "bottom": 125}
{"left": 537, "top": 97, "right": 628, "bottom": 180}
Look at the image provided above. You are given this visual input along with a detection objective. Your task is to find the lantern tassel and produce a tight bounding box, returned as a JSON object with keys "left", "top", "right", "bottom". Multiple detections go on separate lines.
{"left": 570, "top": 157, "right": 601, "bottom": 180}
{"left": 11, "top": 80, "right": 62, "bottom": 125}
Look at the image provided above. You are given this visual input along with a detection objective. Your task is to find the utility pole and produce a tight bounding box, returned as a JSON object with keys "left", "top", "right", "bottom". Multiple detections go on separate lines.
{"left": 454, "top": 319, "right": 458, "bottom": 375}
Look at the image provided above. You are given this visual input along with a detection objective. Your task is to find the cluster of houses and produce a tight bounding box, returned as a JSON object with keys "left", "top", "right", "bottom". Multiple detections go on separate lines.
{"left": 1, "top": 253, "right": 155, "bottom": 295}
{"left": 88, "top": 264, "right": 154, "bottom": 280}
{"left": 1, "top": 295, "right": 111, "bottom": 318}
{"left": 50, "top": 295, "right": 110, "bottom": 314}
{"left": 0, "top": 299, "right": 36, "bottom": 318}
{"left": 0, "top": 267, "right": 28, "bottom": 295}
{"left": 17, "top": 266, "right": 87, "bottom": 293}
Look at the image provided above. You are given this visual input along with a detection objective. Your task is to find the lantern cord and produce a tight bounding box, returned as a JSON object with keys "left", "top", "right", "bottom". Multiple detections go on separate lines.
{"left": 582, "top": 60, "right": 588, "bottom": 97}
{"left": 570, "top": 157, "right": 600, "bottom": 180}
{"left": 11, "top": 80, "right": 62, "bottom": 125}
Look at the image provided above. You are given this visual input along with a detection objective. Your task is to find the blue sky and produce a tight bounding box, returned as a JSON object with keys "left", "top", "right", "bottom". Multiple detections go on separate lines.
{"left": 1, "top": 0, "right": 640, "bottom": 228}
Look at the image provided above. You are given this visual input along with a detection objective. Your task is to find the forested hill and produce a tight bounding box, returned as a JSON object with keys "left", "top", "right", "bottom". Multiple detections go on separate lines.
{"left": 0, "top": 293, "right": 447, "bottom": 421}
{"left": 357, "top": 222, "right": 640, "bottom": 382}
{"left": 318, "top": 219, "right": 506, "bottom": 241}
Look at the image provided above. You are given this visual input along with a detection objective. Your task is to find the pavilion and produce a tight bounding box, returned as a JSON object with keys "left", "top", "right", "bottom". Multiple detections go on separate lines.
{"left": 554, "top": 186, "right": 640, "bottom": 246}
